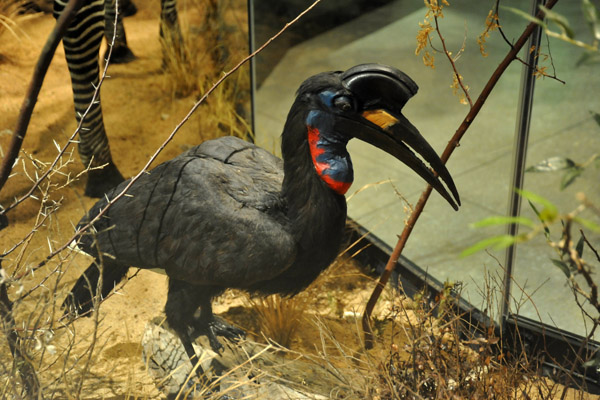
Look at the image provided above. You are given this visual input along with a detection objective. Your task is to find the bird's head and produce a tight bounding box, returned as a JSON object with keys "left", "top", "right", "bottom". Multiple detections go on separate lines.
{"left": 281, "top": 63, "right": 460, "bottom": 210}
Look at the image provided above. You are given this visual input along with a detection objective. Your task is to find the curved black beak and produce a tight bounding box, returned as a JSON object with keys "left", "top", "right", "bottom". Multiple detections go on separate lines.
{"left": 338, "top": 64, "right": 460, "bottom": 211}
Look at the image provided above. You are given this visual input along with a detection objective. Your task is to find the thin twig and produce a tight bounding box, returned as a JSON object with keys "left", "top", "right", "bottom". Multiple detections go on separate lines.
{"left": 433, "top": 15, "right": 473, "bottom": 107}
{"left": 493, "top": 0, "right": 565, "bottom": 84}
{"left": 362, "top": 0, "right": 560, "bottom": 348}
{"left": 0, "top": 261, "right": 40, "bottom": 398}
{"left": 582, "top": 230, "right": 600, "bottom": 264}
{"left": 0, "top": 0, "right": 88, "bottom": 395}
{"left": 1, "top": 49, "right": 113, "bottom": 217}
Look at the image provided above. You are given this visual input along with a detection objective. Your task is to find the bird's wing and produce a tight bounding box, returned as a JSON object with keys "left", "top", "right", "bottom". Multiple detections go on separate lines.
{"left": 186, "top": 136, "right": 285, "bottom": 211}
{"left": 78, "top": 137, "right": 296, "bottom": 289}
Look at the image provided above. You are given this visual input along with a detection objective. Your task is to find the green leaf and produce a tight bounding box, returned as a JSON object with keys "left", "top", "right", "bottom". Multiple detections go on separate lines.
{"left": 560, "top": 167, "right": 583, "bottom": 190}
{"left": 502, "top": 6, "right": 548, "bottom": 28}
{"left": 551, "top": 258, "right": 572, "bottom": 278}
{"left": 574, "top": 217, "right": 600, "bottom": 232}
{"left": 540, "top": 5, "right": 575, "bottom": 38}
{"left": 526, "top": 157, "right": 575, "bottom": 173}
{"left": 471, "top": 216, "right": 536, "bottom": 229}
{"left": 461, "top": 235, "right": 519, "bottom": 257}
{"left": 516, "top": 189, "right": 558, "bottom": 222}
{"left": 582, "top": 0, "right": 600, "bottom": 40}
{"left": 575, "top": 234, "right": 585, "bottom": 258}
{"left": 528, "top": 200, "right": 551, "bottom": 239}
{"left": 583, "top": 357, "right": 600, "bottom": 369}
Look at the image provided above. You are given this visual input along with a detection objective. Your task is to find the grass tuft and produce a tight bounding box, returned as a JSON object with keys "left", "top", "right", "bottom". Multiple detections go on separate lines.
{"left": 249, "top": 294, "right": 308, "bottom": 349}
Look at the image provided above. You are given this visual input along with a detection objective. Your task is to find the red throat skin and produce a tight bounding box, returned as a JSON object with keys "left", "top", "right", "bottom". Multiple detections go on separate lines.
{"left": 307, "top": 126, "right": 352, "bottom": 195}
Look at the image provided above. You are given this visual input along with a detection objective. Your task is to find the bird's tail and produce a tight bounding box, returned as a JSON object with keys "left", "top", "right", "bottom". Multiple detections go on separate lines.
{"left": 62, "top": 258, "right": 130, "bottom": 317}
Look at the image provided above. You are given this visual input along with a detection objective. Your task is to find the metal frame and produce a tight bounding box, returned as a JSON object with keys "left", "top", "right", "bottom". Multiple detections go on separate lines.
{"left": 502, "top": 0, "right": 544, "bottom": 329}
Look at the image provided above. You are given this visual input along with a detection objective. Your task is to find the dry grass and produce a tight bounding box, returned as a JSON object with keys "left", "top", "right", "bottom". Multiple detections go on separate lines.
{"left": 159, "top": 0, "right": 252, "bottom": 145}
{"left": 248, "top": 294, "right": 309, "bottom": 349}
{"left": 0, "top": 0, "right": 251, "bottom": 397}
{"left": 236, "top": 254, "right": 598, "bottom": 400}
{"left": 161, "top": 0, "right": 249, "bottom": 98}
{"left": 0, "top": 0, "right": 27, "bottom": 53}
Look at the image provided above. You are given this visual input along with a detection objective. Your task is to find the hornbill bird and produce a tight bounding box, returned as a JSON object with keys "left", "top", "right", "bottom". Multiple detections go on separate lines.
{"left": 63, "top": 64, "right": 460, "bottom": 380}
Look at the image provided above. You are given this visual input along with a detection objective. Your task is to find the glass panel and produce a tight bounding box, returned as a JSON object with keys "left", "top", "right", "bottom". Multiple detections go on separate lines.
{"left": 512, "top": 1, "right": 600, "bottom": 337}
{"left": 252, "top": 0, "right": 593, "bottom": 329}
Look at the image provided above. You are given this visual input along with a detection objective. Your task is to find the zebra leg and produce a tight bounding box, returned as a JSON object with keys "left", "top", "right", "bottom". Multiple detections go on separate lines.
{"left": 159, "top": 0, "right": 185, "bottom": 67}
{"left": 104, "top": 0, "right": 136, "bottom": 64}
{"left": 119, "top": 0, "right": 137, "bottom": 17}
{"left": 203, "top": 0, "right": 227, "bottom": 67}
{"left": 54, "top": 0, "right": 125, "bottom": 198}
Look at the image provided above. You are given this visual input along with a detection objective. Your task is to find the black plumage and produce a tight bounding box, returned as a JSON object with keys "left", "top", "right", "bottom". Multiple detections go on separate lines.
{"left": 63, "top": 64, "right": 460, "bottom": 378}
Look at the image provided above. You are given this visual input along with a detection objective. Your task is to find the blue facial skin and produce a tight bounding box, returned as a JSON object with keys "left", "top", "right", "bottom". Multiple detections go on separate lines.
{"left": 306, "top": 102, "right": 354, "bottom": 186}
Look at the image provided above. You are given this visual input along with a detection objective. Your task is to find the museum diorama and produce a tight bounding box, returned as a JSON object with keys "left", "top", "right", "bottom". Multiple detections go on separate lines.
{"left": 0, "top": 0, "right": 599, "bottom": 398}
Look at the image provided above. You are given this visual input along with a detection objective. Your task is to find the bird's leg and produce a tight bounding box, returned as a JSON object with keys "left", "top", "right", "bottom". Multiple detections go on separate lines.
{"left": 165, "top": 280, "right": 214, "bottom": 388}
{"left": 178, "top": 330, "right": 212, "bottom": 387}
{"left": 192, "top": 293, "right": 246, "bottom": 353}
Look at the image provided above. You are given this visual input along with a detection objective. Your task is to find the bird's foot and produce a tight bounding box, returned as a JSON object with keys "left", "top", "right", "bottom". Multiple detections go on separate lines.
{"left": 194, "top": 317, "right": 246, "bottom": 353}
{"left": 210, "top": 317, "right": 246, "bottom": 346}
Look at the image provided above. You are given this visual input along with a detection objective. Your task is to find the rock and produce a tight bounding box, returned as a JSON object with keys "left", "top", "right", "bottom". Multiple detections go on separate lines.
{"left": 141, "top": 318, "right": 330, "bottom": 399}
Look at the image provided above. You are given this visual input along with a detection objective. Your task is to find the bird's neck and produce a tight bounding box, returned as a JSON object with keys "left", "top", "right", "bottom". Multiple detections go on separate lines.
{"left": 306, "top": 110, "right": 353, "bottom": 195}
{"left": 281, "top": 109, "right": 349, "bottom": 259}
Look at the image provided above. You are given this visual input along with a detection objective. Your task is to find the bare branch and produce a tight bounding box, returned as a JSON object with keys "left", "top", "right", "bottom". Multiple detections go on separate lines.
{"left": 0, "top": 261, "right": 40, "bottom": 397}
{"left": 0, "top": 0, "right": 86, "bottom": 195}
{"left": 493, "top": 0, "right": 566, "bottom": 84}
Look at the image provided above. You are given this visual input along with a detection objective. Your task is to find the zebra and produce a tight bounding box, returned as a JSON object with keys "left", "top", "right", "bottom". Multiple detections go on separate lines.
{"left": 52, "top": 0, "right": 183, "bottom": 197}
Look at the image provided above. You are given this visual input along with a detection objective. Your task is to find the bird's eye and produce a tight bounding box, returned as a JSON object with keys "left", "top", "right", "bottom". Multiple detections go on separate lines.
{"left": 333, "top": 96, "right": 353, "bottom": 112}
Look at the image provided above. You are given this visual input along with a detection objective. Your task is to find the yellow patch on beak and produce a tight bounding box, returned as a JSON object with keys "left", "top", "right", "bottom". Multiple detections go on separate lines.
{"left": 362, "top": 110, "right": 399, "bottom": 131}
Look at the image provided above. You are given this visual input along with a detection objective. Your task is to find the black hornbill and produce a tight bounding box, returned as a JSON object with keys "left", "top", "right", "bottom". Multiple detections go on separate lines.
{"left": 63, "top": 64, "right": 460, "bottom": 379}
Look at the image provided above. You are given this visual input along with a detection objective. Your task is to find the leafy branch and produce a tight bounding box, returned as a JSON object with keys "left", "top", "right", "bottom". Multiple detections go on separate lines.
{"left": 461, "top": 189, "right": 600, "bottom": 258}
{"left": 504, "top": 0, "right": 600, "bottom": 68}
{"left": 363, "top": 0, "right": 561, "bottom": 348}
{"left": 479, "top": 1, "right": 566, "bottom": 84}
{"left": 505, "top": 4, "right": 598, "bottom": 51}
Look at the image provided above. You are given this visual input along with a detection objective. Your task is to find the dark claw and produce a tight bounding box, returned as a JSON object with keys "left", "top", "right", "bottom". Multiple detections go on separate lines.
{"left": 206, "top": 328, "right": 224, "bottom": 354}
{"left": 210, "top": 317, "right": 246, "bottom": 342}
{"left": 193, "top": 316, "right": 246, "bottom": 353}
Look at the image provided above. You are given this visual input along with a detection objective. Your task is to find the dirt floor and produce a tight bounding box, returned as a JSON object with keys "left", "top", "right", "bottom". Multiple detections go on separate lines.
{"left": 0, "top": 3, "right": 401, "bottom": 398}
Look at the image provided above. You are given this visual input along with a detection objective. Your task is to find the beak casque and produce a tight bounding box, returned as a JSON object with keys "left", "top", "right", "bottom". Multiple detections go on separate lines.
{"left": 339, "top": 64, "right": 461, "bottom": 210}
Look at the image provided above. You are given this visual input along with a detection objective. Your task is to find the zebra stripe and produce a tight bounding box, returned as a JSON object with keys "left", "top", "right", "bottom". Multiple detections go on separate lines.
{"left": 53, "top": 0, "right": 182, "bottom": 196}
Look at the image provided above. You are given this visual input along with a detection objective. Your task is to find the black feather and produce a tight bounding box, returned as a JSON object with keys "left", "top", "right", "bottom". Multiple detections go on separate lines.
{"left": 63, "top": 66, "right": 459, "bottom": 381}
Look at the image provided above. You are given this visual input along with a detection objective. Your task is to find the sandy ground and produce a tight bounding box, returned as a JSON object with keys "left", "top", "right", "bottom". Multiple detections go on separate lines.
{"left": 0, "top": 5, "right": 392, "bottom": 398}
{"left": 1, "top": 3, "right": 240, "bottom": 397}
